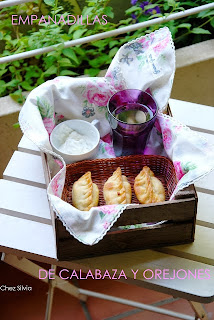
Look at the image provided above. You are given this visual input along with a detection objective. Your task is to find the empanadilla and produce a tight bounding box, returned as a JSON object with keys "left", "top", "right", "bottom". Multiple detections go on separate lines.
{"left": 103, "top": 167, "right": 131, "bottom": 205}
{"left": 134, "top": 166, "right": 165, "bottom": 204}
{"left": 72, "top": 172, "right": 99, "bottom": 211}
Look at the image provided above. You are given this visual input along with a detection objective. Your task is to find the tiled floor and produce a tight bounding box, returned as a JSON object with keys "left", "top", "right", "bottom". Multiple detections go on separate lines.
{"left": 0, "top": 261, "right": 213, "bottom": 320}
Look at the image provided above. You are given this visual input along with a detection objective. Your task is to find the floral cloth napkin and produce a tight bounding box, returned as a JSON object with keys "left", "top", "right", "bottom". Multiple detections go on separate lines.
{"left": 19, "top": 27, "right": 214, "bottom": 246}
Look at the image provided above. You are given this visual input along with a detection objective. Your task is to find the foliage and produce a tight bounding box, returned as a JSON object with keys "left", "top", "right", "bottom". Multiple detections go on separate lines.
{"left": 0, "top": 0, "right": 213, "bottom": 102}
{"left": 128, "top": 0, "right": 214, "bottom": 48}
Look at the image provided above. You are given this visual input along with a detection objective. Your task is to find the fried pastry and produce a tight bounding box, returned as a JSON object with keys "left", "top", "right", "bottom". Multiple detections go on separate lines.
{"left": 122, "top": 175, "right": 132, "bottom": 204}
{"left": 72, "top": 171, "right": 99, "bottom": 211}
{"left": 103, "top": 167, "right": 132, "bottom": 205}
{"left": 134, "top": 166, "right": 165, "bottom": 204}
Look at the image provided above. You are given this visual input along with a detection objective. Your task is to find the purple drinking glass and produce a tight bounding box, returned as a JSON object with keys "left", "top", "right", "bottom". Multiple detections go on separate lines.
{"left": 107, "top": 89, "right": 158, "bottom": 156}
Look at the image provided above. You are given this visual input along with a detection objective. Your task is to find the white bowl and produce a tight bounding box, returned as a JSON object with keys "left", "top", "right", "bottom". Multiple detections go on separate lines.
{"left": 50, "top": 120, "right": 100, "bottom": 164}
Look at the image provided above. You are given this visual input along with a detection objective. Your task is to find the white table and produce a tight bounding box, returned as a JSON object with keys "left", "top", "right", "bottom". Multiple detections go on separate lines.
{"left": 1, "top": 99, "right": 214, "bottom": 320}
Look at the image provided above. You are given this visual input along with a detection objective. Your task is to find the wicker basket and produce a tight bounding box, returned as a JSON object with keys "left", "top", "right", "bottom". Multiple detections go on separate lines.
{"left": 62, "top": 155, "right": 177, "bottom": 206}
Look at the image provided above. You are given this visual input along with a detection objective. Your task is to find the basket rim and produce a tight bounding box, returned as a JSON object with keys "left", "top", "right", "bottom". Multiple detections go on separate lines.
{"left": 66, "top": 154, "right": 175, "bottom": 170}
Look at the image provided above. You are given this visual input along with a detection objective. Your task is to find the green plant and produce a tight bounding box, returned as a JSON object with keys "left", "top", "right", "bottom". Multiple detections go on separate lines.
{"left": 127, "top": 0, "right": 214, "bottom": 48}
{"left": 0, "top": 0, "right": 213, "bottom": 102}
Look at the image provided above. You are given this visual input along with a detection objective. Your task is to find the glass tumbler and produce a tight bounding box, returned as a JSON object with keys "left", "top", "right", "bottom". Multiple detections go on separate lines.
{"left": 107, "top": 89, "right": 158, "bottom": 157}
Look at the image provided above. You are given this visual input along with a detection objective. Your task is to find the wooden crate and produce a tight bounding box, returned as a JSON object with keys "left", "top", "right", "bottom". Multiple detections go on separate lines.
{"left": 56, "top": 175, "right": 197, "bottom": 261}
{"left": 42, "top": 105, "right": 197, "bottom": 262}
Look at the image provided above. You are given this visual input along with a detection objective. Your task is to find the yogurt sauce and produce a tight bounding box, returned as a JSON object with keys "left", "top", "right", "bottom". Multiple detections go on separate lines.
{"left": 57, "top": 124, "right": 93, "bottom": 155}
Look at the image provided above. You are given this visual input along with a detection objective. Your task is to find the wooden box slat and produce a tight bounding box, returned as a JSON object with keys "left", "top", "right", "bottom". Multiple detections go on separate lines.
{"left": 56, "top": 219, "right": 195, "bottom": 261}
{"left": 114, "top": 197, "right": 196, "bottom": 226}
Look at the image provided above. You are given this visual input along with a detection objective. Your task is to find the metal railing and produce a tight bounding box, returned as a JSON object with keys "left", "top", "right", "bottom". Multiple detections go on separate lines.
{"left": 0, "top": 0, "right": 36, "bottom": 9}
{"left": 0, "top": 2, "right": 214, "bottom": 64}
